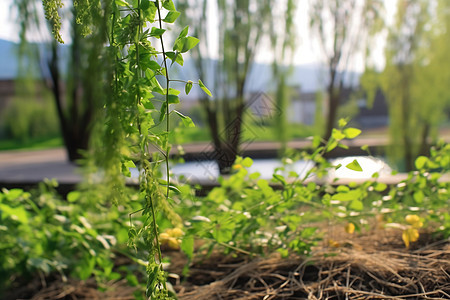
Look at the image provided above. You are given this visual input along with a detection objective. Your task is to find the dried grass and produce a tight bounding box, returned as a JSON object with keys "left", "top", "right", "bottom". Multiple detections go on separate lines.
{"left": 177, "top": 234, "right": 450, "bottom": 300}
{"left": 7, "top": 229, "right": 450, "bottom": 300}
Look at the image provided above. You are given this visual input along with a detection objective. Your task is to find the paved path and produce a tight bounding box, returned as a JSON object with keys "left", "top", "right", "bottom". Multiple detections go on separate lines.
{"left": 0, "top": 138, "right": 385, "bottom": 184}
{"left": 0, "top": 137, "right": 447, "bottom": 188}
{"left": 0, "top": 148, "right": 81, "bottom": 184}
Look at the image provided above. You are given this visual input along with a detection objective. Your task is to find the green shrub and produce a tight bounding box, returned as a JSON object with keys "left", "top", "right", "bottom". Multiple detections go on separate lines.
{"left": 2, "top": 90, "right": 59, "bottom": 142}
{"left": 0, "top": 182, "right": 139, "bottom": 292}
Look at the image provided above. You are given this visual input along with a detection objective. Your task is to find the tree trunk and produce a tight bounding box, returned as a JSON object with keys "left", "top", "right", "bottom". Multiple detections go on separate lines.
{"left": 418, "top": 122, "right": 431, "bottom": 158}
{"left": 48, "top": 38, "right": 91, "bottom": 162}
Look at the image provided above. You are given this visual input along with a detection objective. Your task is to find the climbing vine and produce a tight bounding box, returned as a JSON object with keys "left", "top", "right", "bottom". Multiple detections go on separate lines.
{"left": 41, "top": 0, "right": 208, "bottom": 298}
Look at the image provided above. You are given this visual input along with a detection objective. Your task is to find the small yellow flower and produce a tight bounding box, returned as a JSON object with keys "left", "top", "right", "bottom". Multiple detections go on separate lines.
{"left": 402, "top": 227, "right": 419, "bottom": 248}
{"left": 167, "top": 227, "right": 184, "bottom": 238}
{"left": 166, "top": 237, "right": 180, "bottom": 250}
{"left": 232, "top": 164, "right": 243, "bottom": 170}
{"left": 405, "top": 215, "right": 423, "bottom": 228}
{"left": 402, "top": 215, "right": 422, "bottom": 248}
{"left": 345, "top": 222, "right": 355, "bottom": 234}
{"left": 159, "top": 232, "right": 170, "bottom": 241}
{"left": 159, "top": 228, "right": 184, "bottom": 250}
{"left": 328, "top": 239, "right": 340, "bottom": 248}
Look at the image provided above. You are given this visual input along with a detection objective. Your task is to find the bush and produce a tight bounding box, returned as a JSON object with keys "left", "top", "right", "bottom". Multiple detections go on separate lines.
{"left": 1, "top": 87, "right": 59, "bottom": 143}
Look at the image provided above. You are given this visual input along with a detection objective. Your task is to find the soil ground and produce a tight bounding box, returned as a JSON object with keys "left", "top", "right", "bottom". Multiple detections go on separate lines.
{"left": 5, "top": 227, "right": 449, "bottom": 300}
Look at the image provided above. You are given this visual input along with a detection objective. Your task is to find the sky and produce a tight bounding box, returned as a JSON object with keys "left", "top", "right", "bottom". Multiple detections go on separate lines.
{"left": 0, "top": 0, "right": 397, "bottom": 71}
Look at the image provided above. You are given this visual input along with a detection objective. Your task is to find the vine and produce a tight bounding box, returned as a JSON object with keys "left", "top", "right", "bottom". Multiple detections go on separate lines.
{"left": 41, "top": 0, "right": 209, "bottom": 298}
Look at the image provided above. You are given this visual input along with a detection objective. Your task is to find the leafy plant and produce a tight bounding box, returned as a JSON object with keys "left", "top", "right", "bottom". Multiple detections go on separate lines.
{"left": 0, "top": 183, "right": 139, "bottom": 293}
{"left": 39, "top": 0, "right": 210, "bottom": 297}
{"left": 384, "top": 141, "right": 450, "bottom": 244}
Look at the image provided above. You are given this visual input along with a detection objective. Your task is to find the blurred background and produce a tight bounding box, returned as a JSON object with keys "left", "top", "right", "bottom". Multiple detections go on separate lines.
{"left": 0, "top": 0, "right": 449, "bottom": 177}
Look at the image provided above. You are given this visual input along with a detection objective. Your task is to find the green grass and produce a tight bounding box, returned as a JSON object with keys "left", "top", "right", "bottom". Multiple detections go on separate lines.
{"left": 172, "top": 122, "right": 318, "bottom": 145}
{"left": 0, "top": 136, "right": 63, "bottom": 151}
{"left": 0, "top": 121, "right": 316, "bottom": 152}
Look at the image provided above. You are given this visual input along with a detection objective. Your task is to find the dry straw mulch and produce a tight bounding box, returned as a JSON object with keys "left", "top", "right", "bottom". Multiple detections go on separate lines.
{"left": 176, "top": 230, "right": 450, "bottom": 300}
{"left": 7, "top": 229, "right": 450, "bottom": 300}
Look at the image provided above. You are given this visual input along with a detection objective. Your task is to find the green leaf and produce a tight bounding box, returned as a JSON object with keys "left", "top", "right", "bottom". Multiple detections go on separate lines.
{"left": 163, "top": 11, "right": 180, "bottom": 23}
{"left": 4, "top": 188, "right": 24, "bottom": 201}
{"left": 178, "top": 26, "right": 189, "bottom": 38}
{"left": 213, "top": 223, "right": 233, "bottom": 243}
{"left": 147, "top": 60, "right": 161, "bottom": 70}
{"left": 242, "top": 157, "right": 253, "bottom": 168}
{"left": 150, "top": 27, "right": 165, "bottom": 38}
{"left": 415, "top": 156, "right": 428, "bottom": 170}
{"left": 115, "top": 0, "right": 129, "bottom": 7}
{"left": 181, "top": 235, "right": 194, "bottom": 260}
{"left": 413, "top": 190, "right": 424, "bottom": 203}
{"left": 0, "top": 204, "right": 28, "bottom": 224}
{"left": 162, "top": 0, "right": 176, "bottom": 11}
{"left": 67, "top": 191, "right": 81, "bottom": 202}
{"left": 350, "top": 199, "right": 364, "bottom": 211}
{"left": 174, "top": 110, "right": 195, "bottom": 127}
{"left": 326, "top": 140, "right": 338, "bottom": 152}
{"left": 336, "top": 185, "right": 349, "bottom": 192}
{"left": 168, "top": 95, "right": 179, "bottom": 104}
{"left": 198, "top": 79, "right": 212, "bottom": 97}
{"left": 174, "top": 36, "right": 199, "bottom": 53}
{"left": 344, "top": 127, "right": 361, "bottom": 139}
{"left": 121, "top": 162, "right": 131, "bottom": 177}
{"left": 273, "top": 174, "right": 287, "bottom": 186}
{"left": 74, "top": 256, "right": 96, "bottom": 280}
{"left": 312, "top": 135, "right": 321, "bottom": 148}
{"left": 338, "top": 118, "right": 348, "bottom": 127}
{"left": 165, "top": 51, "right": 184, "bottom": 66}
{"left": 142, "top": 100, "right": 155, "bottom": 110}
{"left": 124, "top": 160, "right": 136, "bottom": 168}
{"left": 331, "top": 190, "right": 360, "bottom": 201}
{"left": 145, "top": 69, "right": 164, "bottom": 94}
{"left": 289, "top": 171, "right": 298, "bottom": 177}
{"left": 249, "top": 172, "right": 261, "bottom": 180}
{"left": 159, "top": 102, "right": 167, "bottom": 122}
{"left": 141, "top": 0, "right": 149, "bottom": 10}
{"left": 168, "top": 185, "right": 181, "bottom": 194}
{"left": 126, "top": 274, "right": 140, "bottom": 287}
{"left": 374, "top": 182, "right": 387, "bottom": 192}
{"left": 166, "top": 88, "right": 180, "bottom": 95}
{"left": 346, "top": 159, "right": 363, "bottom": 172}
{"left": 185, "top": 81, "right": 193, "bottom": 95}
{"left": 331, "top": 128, "right": 346, "bottom": 141}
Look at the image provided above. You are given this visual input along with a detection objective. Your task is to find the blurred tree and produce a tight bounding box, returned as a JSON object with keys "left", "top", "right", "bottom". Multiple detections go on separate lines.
{"left": 414, "top": 0, "right": 450, "bottom": 156}
{"left": 176, "top": 0, "right": 296, "bottom": 173}
{"left": 309, "top": 0, "right": 384, "bottom": 142}
{"left": 15, "top": 0, "right": 106, "bottom": 161}
{"left": 271, "top": 0, "right": 297, "bottom": 156}
{"left": 367, "top": 0, "right": 450, "bottom": 171}
{"left": 361, "top": 0, "right": 442, "bottom": 171}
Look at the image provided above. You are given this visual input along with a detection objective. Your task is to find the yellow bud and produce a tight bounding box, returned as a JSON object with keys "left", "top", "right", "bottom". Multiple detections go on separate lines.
{"left": 345, "top": 222, "right": 355, "bottom": 234}
{"left": 159, "top": 233, "right": 170, "bottom": 241}
{"left": 405, "top": 214, "right": 419, "bottom": 224}
{"left": 167, "top": 237, "right": 180, "bottom": 250}
{"left": 328, "top": 239, "right": 340, "bottom": 248}
{"left": 402, "top": 227, "right": 419, "bottom": 248}
{"left": 232, "top": 164, "right": 243, "bottom": 170}
{"left": 405, "top": 215, "right": 423, "bottom": 228}
{"left": 170, "top": 228, "right": 184, "bottom": 237}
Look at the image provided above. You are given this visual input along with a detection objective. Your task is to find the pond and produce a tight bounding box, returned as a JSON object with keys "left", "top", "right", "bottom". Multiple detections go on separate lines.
{"left": 146, "top": 156, "right": 393, "bottom": 183}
